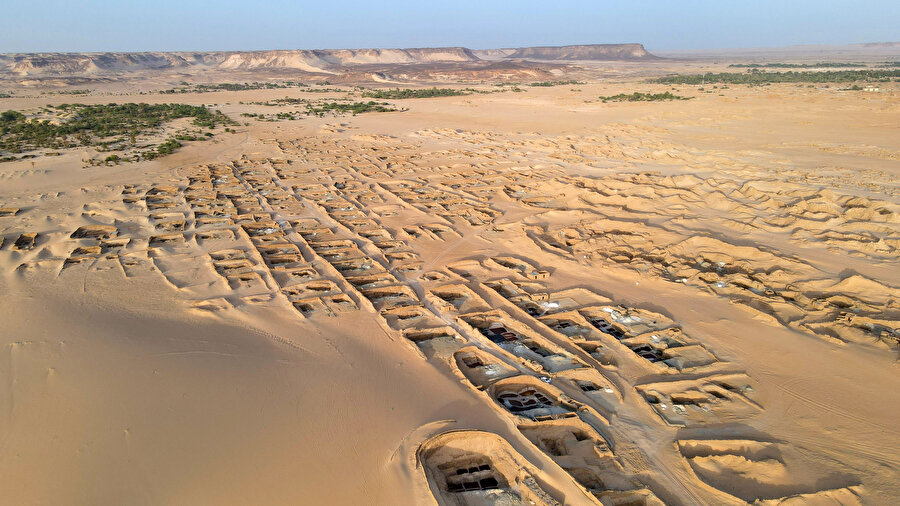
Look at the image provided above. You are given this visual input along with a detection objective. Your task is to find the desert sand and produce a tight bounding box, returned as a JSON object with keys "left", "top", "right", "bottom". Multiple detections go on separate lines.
{"left": 1, "top": 45, "right": 898, "bottom": 505}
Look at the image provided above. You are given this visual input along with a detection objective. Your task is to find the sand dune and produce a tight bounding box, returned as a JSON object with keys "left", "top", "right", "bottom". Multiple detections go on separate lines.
{"left": 1, "top": 54, "right": 899, "bottom": 504}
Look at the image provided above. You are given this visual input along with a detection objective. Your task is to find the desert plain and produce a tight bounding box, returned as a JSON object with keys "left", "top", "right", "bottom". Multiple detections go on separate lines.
{"left": 0, "top": 44, "right": 898, "bottom": 505}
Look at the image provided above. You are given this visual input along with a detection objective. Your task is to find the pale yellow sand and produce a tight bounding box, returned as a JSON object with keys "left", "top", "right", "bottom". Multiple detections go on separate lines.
{"left": 0, "top": 57, "right": 898, "bottom": 505}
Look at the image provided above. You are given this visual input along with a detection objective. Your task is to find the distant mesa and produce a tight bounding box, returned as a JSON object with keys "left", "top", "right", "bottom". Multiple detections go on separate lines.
{"left": 0, "top": 44, "right": 655, "bottom": 77}
{"left": 0, "top": 47, "right": 479, "bottom": 76}
{"left": 861, "top": 41, "right": 900, "bottom": 48}
{"left": 216, "top": 47, "right": 480, "bottom": 72}
{"left": 504, "top": 43, "right": 659, "bottom": 60}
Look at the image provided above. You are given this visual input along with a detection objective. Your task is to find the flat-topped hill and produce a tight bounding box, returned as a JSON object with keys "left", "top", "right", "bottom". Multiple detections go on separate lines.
{"left": 0, "top": 47, "right": 481, "bottom": 76}
{"left": 505, "top": 43, "right": 658, "bottom": 60}
{"left": 0, "top": 44, "right": 659, "bottom": 77}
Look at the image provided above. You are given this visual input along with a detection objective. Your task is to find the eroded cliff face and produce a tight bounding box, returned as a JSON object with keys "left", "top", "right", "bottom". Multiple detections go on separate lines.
{"left": 2, "top": 52, "right": 205, "bottom": 75}
{"left": 506, "top": 43, "right": 658, "bottom": 60}
{"left": 319, "top": 47, "right": 479, "bottom": 65}
{"left": 0, "top": 47, "right": 483, "bottom": 76}
{"left": 0, "top": 44, "right": 660, "bottom": 77}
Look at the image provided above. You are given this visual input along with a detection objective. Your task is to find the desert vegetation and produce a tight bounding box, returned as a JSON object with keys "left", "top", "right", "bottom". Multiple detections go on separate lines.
{"left": 243, "top": 98, "right": 401, "bottom": 118}
{"left": 728, "top": 62, "right": 861, "bottom": 68}
{"left": 0, "top": 103, "right": 236, "bottom": 162}
{"left": 360, "top": 87, "right": 474, "bottom": 99}
{"left": 598, "top": 91, "right": 692, "bottom": 102}
{"left": 50, "top": 89, "right": 92, "bottom": 95}
{"left": 654, "top": 69, "right": 900, "bottom": 85}
{"left": 528, "top": 80, "right": 584, "bottom": 87}
{"left": 305, "top": 100, "right": 399, "bottom": 116}
{"left": 160, "top": 81, "right": 307, "bottom": 94}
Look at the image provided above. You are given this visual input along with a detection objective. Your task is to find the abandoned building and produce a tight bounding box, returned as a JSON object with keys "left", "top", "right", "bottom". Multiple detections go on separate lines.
{"left": 488, "top": 377, "right": 578, "bottom": 422}
{"left": 418, "top": 431, "right": 563, "bottom": 506}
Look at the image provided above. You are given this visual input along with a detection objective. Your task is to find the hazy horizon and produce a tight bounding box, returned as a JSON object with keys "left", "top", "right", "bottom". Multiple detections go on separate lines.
{"left": 3, "top": 0, "right": 898, "bottom": 53}
{"left": 1, "top": 40, "right": 899, "bottom": 56}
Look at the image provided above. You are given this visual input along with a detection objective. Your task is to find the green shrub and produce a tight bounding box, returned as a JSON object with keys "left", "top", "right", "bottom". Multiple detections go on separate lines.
{"left": 598, "top": 92, "right": 692, "bottom": 103}
{"left": 728, "top": 62, "right": 860, "bottom": 69}
{"left": 654, "top": 70, "right": 900, "bottom": 85}
{"left": 0, "top": 103, "right": 235, "bottom": 156}
{"left": 528, "top": 80, "right": 584, "bottom": 87}
{"left": 361, "top": 87, "right": 471, "bottom": 99}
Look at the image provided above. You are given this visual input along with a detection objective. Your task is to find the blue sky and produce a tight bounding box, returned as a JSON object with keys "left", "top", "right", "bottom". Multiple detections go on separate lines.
{"left": 2, "top": 0, "right": 898, "bottom": 53}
